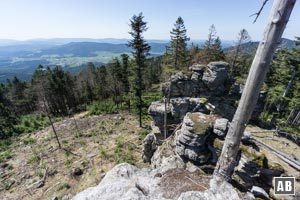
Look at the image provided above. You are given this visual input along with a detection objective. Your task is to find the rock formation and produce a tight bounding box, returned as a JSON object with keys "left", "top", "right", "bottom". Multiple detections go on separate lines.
{"left": 142, "top": 133, "right": 157, "bottom": 163}
{"left": 73, "top": 163, "right": 241, "bottom": 200}
{"left": 73, "top": 61, "right": 278, "bottom": 200}
{"left": 213, "top": 118, "right": 229, "bottom": 138}
{"left": 175, "top": 112, "right": 216, "bottom": 164}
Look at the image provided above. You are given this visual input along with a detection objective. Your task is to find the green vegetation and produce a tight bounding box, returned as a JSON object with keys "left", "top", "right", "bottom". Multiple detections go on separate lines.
{"left": 189, "top": 113, "right": 211, "bottom": 134}
{"left": 240, "top": 145, "right": 267, "bottom": 168}
{"left": 138, "top": 129, "right": 151, "bottom": 141}
{"left": 0, "top": 151, "right": 14, "bottom": 163}
{"left": 16, "top": 114, "right": 50, "bottom": 134}
{"left": 128, "top": 12, "right": 151, "bottom": 127}
{"left": 27, "top": 153, "right": 40, "bottom": 164}
{"left": 57, "top": 183, "right": 71, "bottom": 191}
{"left": 23, "top": 137, "right": 37, "bottom": 145}
{"left": 0, "top": 139, "right": 11, "bottom": 152}
{"left": 88, "top": 101, "right": 118, "bottom": 115}
{"left": 114, "top": 135, "right": 135, "bottom": 164}
{"left": 167, "top": 16, "right": 190, "bottom": 69}
{"left": 0, "top": 12, "right": 298, "bottom": 147}
{"left": 261, "top": 37, "right": 300, "bottom": 134}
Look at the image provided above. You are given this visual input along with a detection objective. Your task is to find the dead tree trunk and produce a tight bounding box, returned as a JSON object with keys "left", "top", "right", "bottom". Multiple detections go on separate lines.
{"left": 41, "top": 95, "right": 62, "bottom": 149}
{"left": 277, "top": 68, "right": 297, "bottom": 111}
{"left": 213, "top": 0, "right": 296, "bottom": 183}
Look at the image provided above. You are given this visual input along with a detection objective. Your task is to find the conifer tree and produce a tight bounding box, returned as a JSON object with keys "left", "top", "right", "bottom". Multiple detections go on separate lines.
{"left": 169, "top": 16, "right": 190, "bottom": 69}
{"left": 230, "top": 29, "right": 251, "bottom": 77}
{"left": 0, "top": 84, "right": 17, "bottom": 138}
{"left": 202, "top": 25, "right": 224, "bottom": 63}
{"left": 128, "top": 13, "right": 151, "bottom": 127}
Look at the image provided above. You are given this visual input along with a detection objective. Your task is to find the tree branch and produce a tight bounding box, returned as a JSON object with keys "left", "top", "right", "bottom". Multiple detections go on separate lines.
{"left": 250, "top": 0, "right": 270, "bottom": 23}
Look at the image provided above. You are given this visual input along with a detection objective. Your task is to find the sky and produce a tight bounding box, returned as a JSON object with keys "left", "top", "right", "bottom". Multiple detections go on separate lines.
{"left": 0, "top": 0, "right": 299, "bottom": 41}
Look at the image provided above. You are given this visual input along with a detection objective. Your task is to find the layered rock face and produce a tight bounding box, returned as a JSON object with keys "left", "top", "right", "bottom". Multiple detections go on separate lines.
{"left": 202, "top": 61, "right": 230, "bottom": 93}
{"left": 148, "top": 61, "right": 231, "bottom": 134}
{"left": 148, "top": 97, "right": 211, "bottom": 132}
{"left": 142, "top": 133, "right": 157, "bottom": 163}
{"left": 162, "top": 61, "right": 230, "bottom": 98}
{"left": 175, "top": 113, "right": 215, "bottom": 164}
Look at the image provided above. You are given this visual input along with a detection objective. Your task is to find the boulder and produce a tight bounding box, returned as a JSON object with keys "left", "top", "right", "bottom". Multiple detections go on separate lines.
{"left": 250, "top": 186, "right": 269, "bottom": 199}
{"left": 170, "top": 98, "right": 191, "bottom": 119}
{"left": 178, "top": 181, "right": 240, "bottom": 200}
{"left": 151, "top": 136, "right": 186, "bottom": 173}
{"left": 148, "top": 98, "right": 212, "bottom": 133}
{"left": 142, "top": 133, "right": 157, "bottom": 163}
{"left": 72, "top": 163, "right": 162, "bottom": 200}
{"left": 189, "top": 63, "right": 205, "bottom": 74}
{"left": 202, "top": 61, "right": 229, "bottom": 94}
{"left": 148, "top": 101, "right": 172, "bottom": 130}
{"left": 162, "top": 72, "right": 200, "bottom": 98}
{"left": 213, "top": 118, "right": 229, "bottom": 137}
{"left": 175, "top": 112, "right": 216, "bottom": 164}
{"left": 73, "top": 163, "right": 241, "bottom": 200}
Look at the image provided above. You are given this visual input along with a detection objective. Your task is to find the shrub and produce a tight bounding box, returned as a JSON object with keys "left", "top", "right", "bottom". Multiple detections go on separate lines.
{"left": 88, "top": 101, "right": 118, "bottom": 115}
{"left": 15, "top": 114, "right": 51, "bottom": 134}
{"left": 0, "top": 151, "right": 14, "bottom": 162}
{"left": 23, "top": 137, "right": 36, "bottom": 145}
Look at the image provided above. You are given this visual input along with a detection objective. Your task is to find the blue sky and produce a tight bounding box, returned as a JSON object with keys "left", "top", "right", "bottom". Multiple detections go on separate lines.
{"left": 0, "top": 0, "right": 299, "bottom": 41}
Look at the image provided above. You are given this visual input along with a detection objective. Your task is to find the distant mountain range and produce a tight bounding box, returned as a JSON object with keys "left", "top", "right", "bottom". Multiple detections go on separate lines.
{"left": 224, "top": 38, "right": 296, "bottom": 55}
{"left": 0, "top": 38, "right": 295, "bottom": 83}
{"left": 0, "top": 39, "right": 170, "bottom": 83}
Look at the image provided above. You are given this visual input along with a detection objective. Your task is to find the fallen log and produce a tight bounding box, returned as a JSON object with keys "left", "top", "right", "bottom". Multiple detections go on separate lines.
{"left": 252, "top": 137, "right": 300, "bottom": 171}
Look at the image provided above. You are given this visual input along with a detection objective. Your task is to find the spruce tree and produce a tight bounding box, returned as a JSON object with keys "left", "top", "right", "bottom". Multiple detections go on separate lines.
{"left": 0, "top": 84, "right": 17, "bottom": 138}
{"left": 128, "top": 13, "right": 151, "bottom": 127}
{"left": 202, "top": 24, "right": 224, "bottom": 63}
{"left": 169, "top": 17, "right": 190, "bottom": 69}
{"left": 230, "top": 29, "right": 251, "bottom": 77}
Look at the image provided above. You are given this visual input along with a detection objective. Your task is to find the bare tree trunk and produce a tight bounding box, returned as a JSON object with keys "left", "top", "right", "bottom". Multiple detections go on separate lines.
{"left": 283, "top": 69, "right": 297, "bottom": 97}
{"left": 277, "top": 68, "right": 297, "bottom": 111}
{"left": 213, "top": 0, "right": 296, "bottom": 183}
{"left": 164, "top": 96, "right": 167, "bottom": 140}
{"left": 41, "top": 95, "right": 62, "bottom": 149}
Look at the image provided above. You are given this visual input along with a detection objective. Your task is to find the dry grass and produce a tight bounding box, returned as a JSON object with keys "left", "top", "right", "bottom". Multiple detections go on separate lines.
{"left": 0, "top": 112, "right": 149, "bottom": 200}
{"left": 159, "top": 168, "right": 210, "bottom": 199}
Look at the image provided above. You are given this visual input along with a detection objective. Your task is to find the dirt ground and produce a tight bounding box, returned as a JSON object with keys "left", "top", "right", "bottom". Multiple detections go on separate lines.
{"left": 1, "top": 117, "right": 300, "bottom": 200}
{"left": 0, "top": 112, "right": 149, "bottom": 200}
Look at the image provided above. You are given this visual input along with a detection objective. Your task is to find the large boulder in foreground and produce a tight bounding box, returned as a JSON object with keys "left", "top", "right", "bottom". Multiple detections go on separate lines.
{"left": 72, "top": 163, "right": 241, "bottom": 200}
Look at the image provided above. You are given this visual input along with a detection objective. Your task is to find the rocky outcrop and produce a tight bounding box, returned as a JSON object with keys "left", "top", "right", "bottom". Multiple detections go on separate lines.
{"left": 162, "top": 62, "right": 230, "bottom": 98}
{"left": 233, "top": 145, "right": 284, "bottom": 192}
{"left": 162, "top": 72, "right": 199, "bottom": 98}
{"left": 250, "top": 186, "right": 269, "bottom": 199}
{"left": 142, "top": 133, "right": 157, "bottom": 163}
{"left": 213, "top": 118, "right": 229, "bottom": 138}
{"left": 150, "top": 135, "right": 186, "bottom": 174}
{"left": 202, "top": 61, "right": 230, "bottom": 94}
{"left": 148, "top": 97, "right": 212, "bottom": 132}
{"left": 175, "top": 112, "right": 216, "bottom": 164}
{"left": 72, "top": 163, "right": 162, "bottom": 200}
{"left": 178, "top": 181, "right": 240, "bottom": 200}
{"left": 73, "top": 163, "right": 241, "bottom": 200}
{"left": 148, "top": 101, "right": 172, "bottom": 130}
